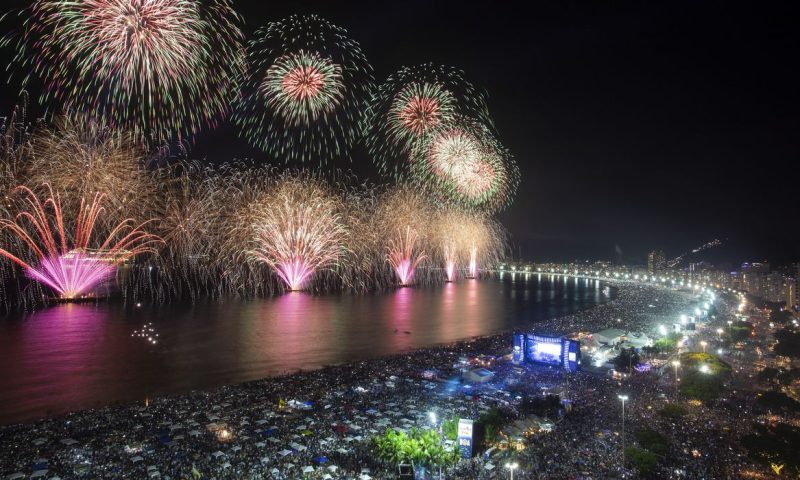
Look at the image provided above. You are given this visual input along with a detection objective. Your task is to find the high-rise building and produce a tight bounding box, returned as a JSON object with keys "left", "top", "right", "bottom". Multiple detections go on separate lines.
{"left": 786, "top": 277, "right": 797, "bottom": 309}
{"left": 647, "top": 250, "right": 666, "bottom": 276}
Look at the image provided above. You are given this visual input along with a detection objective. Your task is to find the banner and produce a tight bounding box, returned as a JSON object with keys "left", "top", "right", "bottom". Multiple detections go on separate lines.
{"left": 457, "top": 418, "right": 474, "bottom": 459}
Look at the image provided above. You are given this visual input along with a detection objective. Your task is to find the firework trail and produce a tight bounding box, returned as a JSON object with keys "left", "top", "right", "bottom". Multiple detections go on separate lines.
{"left": 387, "top": 225, "right": 427, "bottom": 287}
{"left": 209, "top": 163, "right": 284, "bottom": 297}
{"left": 26, "top": 116, "right": 161, "bottom": 224}
{"left": 377, "top": 186, "right": 433, "bottom": 286}
{"left": 434, "top": 208, "right": 471, "bottom": 282}
{"left": 248, "top": 174, "right": 346, "bottom": 291}
{"left": 0, "top": 185, "right": 162, "bottom": 298}
{"left": 149, "top": 160, "right": 225, "bottom": 299}
{"left": 234, "top": 14, "right": 373, "bottom": 164}
{"left": 0, "top": 94, "right": 32, "bottom": 206}
{"left": 464, "top": 215, "right": 506, "bottom": 278}
{"left": 363, "top": 64, "right": 492, "bottom": 179}
{"left": 5, "top": 0, "right": 245, "bottom": 144}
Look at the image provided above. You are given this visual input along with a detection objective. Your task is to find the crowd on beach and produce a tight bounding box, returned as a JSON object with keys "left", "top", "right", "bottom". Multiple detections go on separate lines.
{"left": 0, "top": 281, "right": 777, "bottom": 479}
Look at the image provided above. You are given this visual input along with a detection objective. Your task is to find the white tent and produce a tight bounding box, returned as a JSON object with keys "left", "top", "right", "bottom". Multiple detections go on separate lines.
{"left": 484, "top": 462, "right": 495, "bottom": 470}
{"left": 60, "top": 438, "right": 78, "bottom": 446}
{"left": 30, "top": 471, "right": 48, "bottom": 479}
{"left": 302, "top": 466, "right": 314, "bottom": 473}
{"left": 5, "top": 474, "right": 24, "bottom": 480}
{"left": 279, "top": 449, "right": 292, "bottom": 457}
{"left": 327, "top": 466, "right": 338, "bottom": 472}
{"left": 211, "top": 451, "right": 224, "bottom": 459}
{"left": 131, "top": 456, "right": 144, "bottom": 463}
{"left": 222, "top": 462, "right": 231, "bottom": 469}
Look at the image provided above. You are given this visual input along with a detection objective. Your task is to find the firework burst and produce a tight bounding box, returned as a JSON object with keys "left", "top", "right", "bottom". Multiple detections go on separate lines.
{"left": 0, "top": 185, "right": 162, "bottom": 299}
{"left": 363, "top": 64, "right": 492, "bottom": 178}
{"left": 248, "top": 174, "right": 347, "bottom": 291}
{"left": 234, "top": 15, "right": 373, "bottom": 164}
{"left": 6, "top": 0, "right": 244, "bottom": 144}
{"left": 412, "top": 116, "right": 519, "bottom": 213}
{"left": 262, "top": 50, "right": 344, "bottom": 126}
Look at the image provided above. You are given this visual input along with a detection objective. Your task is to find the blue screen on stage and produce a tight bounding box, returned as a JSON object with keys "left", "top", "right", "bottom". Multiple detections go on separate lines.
{"left": 517, "top": 333, "right": 580, "bottom": 371}
{"left": 525, "top": 334, "right": 563, "bottom": 366}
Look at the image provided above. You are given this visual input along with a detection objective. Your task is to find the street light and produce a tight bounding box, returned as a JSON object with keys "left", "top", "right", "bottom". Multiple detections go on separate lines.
{"left": 505, "top": 462, "right": 519, "bottom": 480}
{"left": 700, "top": 341, "right": 707, "bottom": 353}
{"left": 618, "top": 395, "right": 629, "bottom": 470}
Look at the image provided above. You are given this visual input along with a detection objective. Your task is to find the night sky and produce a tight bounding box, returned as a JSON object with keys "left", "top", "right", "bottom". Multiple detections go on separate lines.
{"left": 1, "top": 0, "right": 798, "bottom": 265}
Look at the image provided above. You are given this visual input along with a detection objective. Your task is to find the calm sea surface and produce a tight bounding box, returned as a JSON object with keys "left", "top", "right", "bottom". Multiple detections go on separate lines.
{"left": 0, "top": 275, "right": 607, "bottom": 425}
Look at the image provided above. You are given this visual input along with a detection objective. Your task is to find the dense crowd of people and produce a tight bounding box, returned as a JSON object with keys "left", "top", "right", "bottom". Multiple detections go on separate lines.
{"left": 0, "top": 281, "right": 777, "bottom": 479}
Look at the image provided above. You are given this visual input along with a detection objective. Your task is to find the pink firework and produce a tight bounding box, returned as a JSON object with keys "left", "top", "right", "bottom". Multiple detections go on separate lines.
{"left": 443, "top": 244, "right": 457, "bottom": 282}
{"left": 469, "top": 243, "right": 478, "bottom": 278}
{"left": 26, "top": 253, "right": 115, "bottom": 299}
{"left": 249, "top": 179, "right": 345, "bottom": 291}
{"left": 0, "top": 185, "right": 162, "bottom": 299}
{"left": 387, "top": 226, "right": 427, "bottom": 286}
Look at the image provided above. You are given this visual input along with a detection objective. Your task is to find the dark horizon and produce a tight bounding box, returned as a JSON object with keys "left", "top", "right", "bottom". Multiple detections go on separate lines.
{"left": 1, "top": 0, "right": 798, "bottom": 266}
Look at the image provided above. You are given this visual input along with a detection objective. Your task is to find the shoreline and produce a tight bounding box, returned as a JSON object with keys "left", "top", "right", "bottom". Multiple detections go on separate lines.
{"left": 0, "top": 280, "right": 711, "bottom": 480}
{"left": 0, "top": 276, "right": 617, "bottom": 427}
{"left": 0, "top": 279, "right": 633, "bottom": 429}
